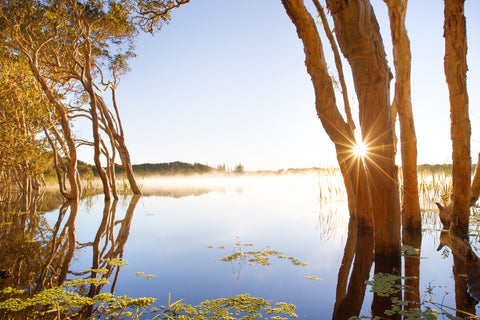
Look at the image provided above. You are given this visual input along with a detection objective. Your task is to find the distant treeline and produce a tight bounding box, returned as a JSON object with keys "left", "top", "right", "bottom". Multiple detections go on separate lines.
{"left": 81, "top": 161, "right": 218, "bottom": 177}
{"left": 130, "top": 162, "right": 215, "bottom": 175}
{"left": 417, "top": 163, "right": 478, "bottom": 174}
{"left": 78, "top": 161, "right": 475, "bottom": 178}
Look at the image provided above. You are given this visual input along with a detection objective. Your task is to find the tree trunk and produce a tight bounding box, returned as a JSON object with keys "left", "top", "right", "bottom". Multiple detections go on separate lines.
{"left": 386, "top": 0, "right": 421, "bottom": 231}
{"left": 27, "top": 59, "right": 79, "bottom": 200}
{"left": 96, "top": 93, "right": 142, "bottom": 195}
{"left": 110, "top": 88, "right": 142, "bottom": 195}
{"left": 471, "top": 152, "right": 480, "bottom": 205}
{"left": 84, "top": 36, "right": 111, "bottom": 201}
{"left": 444, "top": 0, "right": 471, "bottom": 238}
{"left": 326, "top": 0, "right": 400, "bottom": 257}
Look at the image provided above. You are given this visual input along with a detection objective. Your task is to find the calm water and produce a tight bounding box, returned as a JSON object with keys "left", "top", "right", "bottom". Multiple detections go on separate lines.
{"left": 2, "top": 174, "right": 477, "bottom": 318}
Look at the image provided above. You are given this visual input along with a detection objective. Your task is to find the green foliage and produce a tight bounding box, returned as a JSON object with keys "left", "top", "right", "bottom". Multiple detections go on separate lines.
{"left": 0, "top": 50, "right": 53, "bottom": 192}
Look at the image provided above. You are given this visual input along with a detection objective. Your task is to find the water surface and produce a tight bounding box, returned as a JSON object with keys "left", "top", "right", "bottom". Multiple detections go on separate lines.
{"left": 2, "top": 174, "right": 475, "bottom": 318}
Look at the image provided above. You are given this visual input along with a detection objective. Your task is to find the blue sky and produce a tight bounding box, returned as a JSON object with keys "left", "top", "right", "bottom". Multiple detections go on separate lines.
{"left": 74, "top": 0, "right": 480, "bottom": 171}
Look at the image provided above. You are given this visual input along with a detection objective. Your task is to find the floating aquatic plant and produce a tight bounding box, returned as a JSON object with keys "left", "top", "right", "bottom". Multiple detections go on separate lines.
{"left": 214, "top": 242, "right": 307, "bottom": 267}
{"left": 161, "top": 294, "right": 297, "bottom": 320}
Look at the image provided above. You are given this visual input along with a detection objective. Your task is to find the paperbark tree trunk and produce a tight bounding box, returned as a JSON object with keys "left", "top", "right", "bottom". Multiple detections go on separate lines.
{"left": 326, "top": 0, "right": 400, "bottom": 257}
{"left": 385, "top": 0, "right": 421, "bottom": 231}
{"left": 96, "top": 93, "right": 142, "bottom": 195}
{"left": 444, "top": 0, "right": 471, "bottom": 238}
{"left": 84, "top": 36, "right": 111, "bottom": 201}
{"left": 281, "top": 0, "right": 372, "bottom": 231}
{"left": 281, "top": 0, "right": 402, "bottom": 258}
{"left": 27, "top": 59, "right": 79, "bottom": 200}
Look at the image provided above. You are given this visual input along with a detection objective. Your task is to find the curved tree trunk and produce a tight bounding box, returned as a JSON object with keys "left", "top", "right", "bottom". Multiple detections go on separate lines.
{"left": 444, "top": 0, "right": 471, "bottom": 238}
{"left": 109, "top": 88, "right": 142, "bottom": 195}
{"left": 27, "top": 59, "right": 79, "bottom": 200}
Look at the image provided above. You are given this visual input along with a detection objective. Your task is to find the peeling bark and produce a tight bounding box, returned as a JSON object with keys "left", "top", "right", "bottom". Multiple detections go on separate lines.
{"left": 326, "top": 0, "right": 400, "bottom": 257}
{"left": 385, "top": 0, "right": 421, "bottom": 231}
{"left": 27, "top": 59, "right": 79, "bottom": 200}
{"left": 444, "top": 0, "right": 471, "bottom": 237}
{"left": 281, "top": 0, "right": 373, "bottom": 232}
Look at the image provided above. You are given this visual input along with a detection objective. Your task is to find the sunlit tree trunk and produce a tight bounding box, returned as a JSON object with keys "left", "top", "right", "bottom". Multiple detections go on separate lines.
{"left": 471, "top": 152, "right": 480, "bottom": 205}
{"left": 281, "top": 0, "right": 373, "bottom": 235}
{"left": 444, "top": 0, "right": 471, "bottom": 238}
{"left": 97, "top": 92, "right": 142, "bottom": 195}
{"left": 84, "top": 36, "right": 111, "bottom": 201}
{"left": 385, "top": 0, "right": 420, "bottom": 231}
{"left": 326, "top": 0, "right": 400, "bottom": 257}
{"left": 385, "top": 0, "right": 421, "bottom": 309}
{"left": 27, "top": 60, "right": 79, "bottom": 201}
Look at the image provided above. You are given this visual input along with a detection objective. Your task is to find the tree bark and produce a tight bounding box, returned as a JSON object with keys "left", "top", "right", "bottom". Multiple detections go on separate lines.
{"left": 27, "top": 59, "right": 79, "bottom": 200}
{"left": 84, "top": 36, "right": 111, "bottom": 201}
{"left": 444, "top": 0, "right": 471, "bottom": 238}
{"left": 97, "top": 93, "right": 142, "bottom": 195}
{"left": 385, "top": 0, "right": 421, "bottom": 231}
{"left": 282, "top": 0, "right": 374, "bottom": 231}
{"left": 326, "top": 0, "right": 400, "bottom": 257}
{"left": 471, "top": 152, "right": 480, "bottom": 205}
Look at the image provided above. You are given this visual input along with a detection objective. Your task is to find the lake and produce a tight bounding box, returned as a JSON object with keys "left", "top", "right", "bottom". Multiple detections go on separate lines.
{"left": 1, "top": 173, "right": 477, "bottom": 319}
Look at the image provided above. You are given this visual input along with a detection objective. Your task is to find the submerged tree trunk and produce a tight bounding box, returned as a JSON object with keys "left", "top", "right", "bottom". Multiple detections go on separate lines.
{"left": 444, "top": 0, "right": 471, "bottom": 238}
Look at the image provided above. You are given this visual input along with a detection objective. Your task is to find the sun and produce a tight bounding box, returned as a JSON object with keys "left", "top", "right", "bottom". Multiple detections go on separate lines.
{"left": 353, "top": 139, "right": 367, "bottom": 158}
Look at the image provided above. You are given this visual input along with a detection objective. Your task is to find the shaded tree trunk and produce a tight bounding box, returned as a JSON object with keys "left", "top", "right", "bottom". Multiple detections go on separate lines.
{"left": 444, "top": 0, "right": 471, "bottom": 238}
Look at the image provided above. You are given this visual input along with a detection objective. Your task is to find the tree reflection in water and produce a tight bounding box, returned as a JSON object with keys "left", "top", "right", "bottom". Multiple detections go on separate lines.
{"left": 0, "top": 193, "right": 141, "bottom": 319}
{"left": 3, "top": 185, "right": 480, "bottom": 319}
{"left": 331, "top": 218, "right": 480, "bottom": 319}
{"left": 332, "top": 217, "right": 421, "bottom": 320}
{"left": 437, "top": 230, "right": 480, "bottom": 318}
{"left": 332, "top": 219, "right": 374, "bottom": 320}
